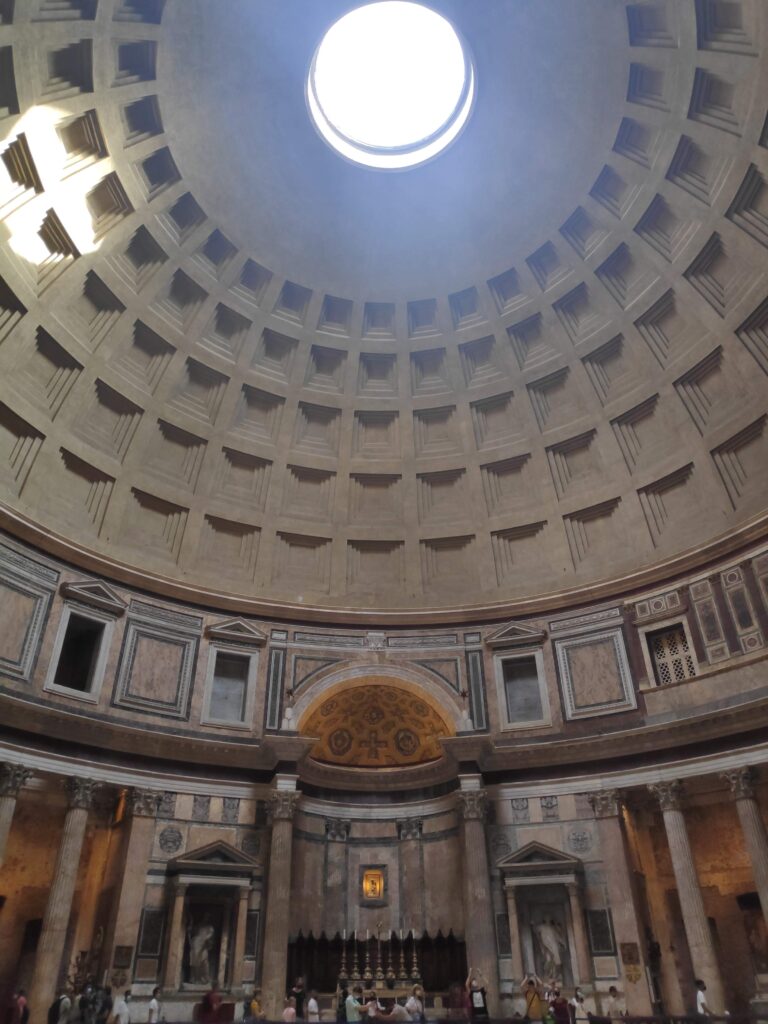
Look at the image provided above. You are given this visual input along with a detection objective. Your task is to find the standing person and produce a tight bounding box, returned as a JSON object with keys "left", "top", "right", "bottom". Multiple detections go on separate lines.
{"left": 201, "top": 982, "right": 222, "bottom": 1024}
{"left": 147, "top": 988, "right": 161, "bottom": 1024}
{"left": 465, "top": 969, "right": 489, "bottom": 1019}
{"left": 283, "top": 998, "right": 297, "bottom": 1023}
{"left": 568, "top": 988, "right": 594, "bottom": 1024}
{"left": 110, "top": 992, "right": 131, "bottom": 1024}
{"left": 446, "top": 984, "right": 466, "bottom": 1021}
{"left": 603, "top": 988, "right": 624, "bottom": 1020}
{"left": 523, "top": 976, "right": 545, "bottom": 1022}
{"left": 291, "top": 979, "right": 306, "bottom": 1020}
{"left": 336, "top": 989, "right": 348, "bottom": 1024}
{"left": 404, "top": 987, "right": 424, "bottom": 1024}
{"left": 695, "top": 980, "right": 711, "bottom": 1018}
{"left": 97, "top": 987, "right": 113, "bottom": 1024}
{"left": 247, "top": 990, "right": 265, "bottom": 1022}
{"left": 307, "top": 991, "right": 320, "bottom": 1023}
{"left": 549, "top": 989, "right": 570, "bottom": 1024}
{"left": 345, "top": 987, "right": 363, "bottom": 1024}
{"left": 16, "top": 991, "right": 29, "bottom": 1024}
{"left": 48, "top": 991, "right": 72, "bottom": 1024}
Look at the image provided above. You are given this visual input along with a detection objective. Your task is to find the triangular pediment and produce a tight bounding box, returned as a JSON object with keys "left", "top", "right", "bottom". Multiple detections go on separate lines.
{"left": 168, "top": 840, "right": 261, "bottom": 877}
{"left": 485, "top": 621, "right": 546, "bottom": 649}
{"left": 60, "top": 579, "right": 126, "bottom": 616}
{"left": 497, "top": 841, "right": 581, "bottom": 875}
{"left": 205, "top": 618, "right": 268, "bottom": 645}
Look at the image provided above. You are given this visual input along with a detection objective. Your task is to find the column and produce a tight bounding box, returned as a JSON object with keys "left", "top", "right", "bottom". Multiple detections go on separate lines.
{"left": 29, "top": 777, "right": 97, "bottom": 1019}
{"left": 648, "top": 780, "right": 726, "bottom": 1012}
{"left": 104, "top": 788, "right": 161, "bottom": 985}
{"left": 722, "top": 767, "right": 768, "bottom": 929}
{"left": 566, "top": 881, "right": 592, "bottom": 986}
{"left": 457, "top": 782, "right": 498, "bottom": 1015}
{"left": 162, "top": 881, "right": 188, "bottom": 991}
{"left": 503, "top": 882, "right": 524, "bottom": 983}
{"left": 261, "top": 784, "right": 300, "bottom": 1019}
{"left": 231, "top": 885, "right": 252, "bottom": 990}
{"left": 0, "top": 762, "right": 32, "bottom": 868}
{"left": 588, "top": 790, "right": 652, "bottom": 1013}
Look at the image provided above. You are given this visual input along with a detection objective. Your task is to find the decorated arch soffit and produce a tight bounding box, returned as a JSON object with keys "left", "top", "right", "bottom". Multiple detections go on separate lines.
{"left": 299, "top": 677, "right": 455, "bottom": 769}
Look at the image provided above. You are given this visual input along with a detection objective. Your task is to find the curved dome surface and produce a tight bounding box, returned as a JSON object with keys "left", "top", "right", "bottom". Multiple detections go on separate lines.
{"left": 0, "top": 0, "right": 766, "bottom": 616}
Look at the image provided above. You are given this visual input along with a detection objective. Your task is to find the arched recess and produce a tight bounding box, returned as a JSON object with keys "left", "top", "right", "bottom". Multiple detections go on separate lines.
{"left": 296, "top": 670, "right": 460, "bottom": 769}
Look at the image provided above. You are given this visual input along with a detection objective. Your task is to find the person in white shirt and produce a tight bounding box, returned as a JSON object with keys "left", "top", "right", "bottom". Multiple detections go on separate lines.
{"left": 695, "top": 980, "right": 711, "bottom": 1017}
{"left": 376, "top": 1002, "right": 411, "bottom": 1022}
{"left": 568, "top": 988, "right": 595, "bottom": 1023}
{"left": 147, "top": 988, "right": 161, "bottom": 1024}
{"left": 404, "top": 987, "right": 423, "bottom": 1024}
{"left": 307, "top": 991, "right": 320, "bottom": 1023}
{"left": 111, "top": 992, "right": 131, "bottom": 1024}
{"left": 345, "top": 987, "right": 363, "bottom": 1024}
{"left": 603, "top": 987, "right": 625, "bottom": 1020}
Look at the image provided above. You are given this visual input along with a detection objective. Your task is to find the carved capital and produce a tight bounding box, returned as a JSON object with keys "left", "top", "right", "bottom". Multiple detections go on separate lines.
{"left": 721, "top": 766, "right": 757, "bottom": 801}
{"left": 457, "top": 789, "right": 487, "bottom": 821}
{"left": 588, "top": 789, "right": 623, "bottom": 819}
{"left": 648, "top": 779, "right": 684, "bottom": 812}
{"left": 268, "top": 789, "right": 300, "bottom": 823}
{"left": 127, "top": 787, "right": 162, "bottom": 818}
{"left": 0, "top": 763, "right": 32, "bottom": 798}
{"left": 325, "top": 818, "right": 351, "bottom": 842}
{"left": 397, "top": 818, "right": 423, "bottom": 841}
{"left": 65, "top": 776, "right": 98, "bottom": 811}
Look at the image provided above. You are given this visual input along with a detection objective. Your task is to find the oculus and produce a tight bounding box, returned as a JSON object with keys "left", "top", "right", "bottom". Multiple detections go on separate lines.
{"left": 307, "top": 1, "right": 474, "bottom": 169}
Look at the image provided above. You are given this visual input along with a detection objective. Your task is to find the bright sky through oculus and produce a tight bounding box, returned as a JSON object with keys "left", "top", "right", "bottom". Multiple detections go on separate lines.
{"left": 308, "top": 2, "right": 474, "bottom": 170}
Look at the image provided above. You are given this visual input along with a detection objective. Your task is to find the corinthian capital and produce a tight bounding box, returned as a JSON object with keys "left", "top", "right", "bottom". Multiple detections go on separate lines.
{"left": 457, "top": 789, "right": 487, "bottom": 821}
{"left": 0, "top": 763, "right": 32, "bottom": 798}
{"left": 65, "top": 776, "right": 98, "bottom": 810}
{"left": 648, "top": 779, "right": 684, "bottom": 812}
{"left": 721, "top": 766, "right": 757, "bottom": 801}
{"left": 268, "top": 789, "right": 300, "bottom": 822}
{"left": 587, "top": 789, "right": 623, "bottom": 819}
{"left": 127, "top": 787, "right": 162, "bottom": 818}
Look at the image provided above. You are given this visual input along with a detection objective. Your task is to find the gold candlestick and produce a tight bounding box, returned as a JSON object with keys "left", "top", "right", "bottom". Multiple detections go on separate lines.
{"left": 363, "top": 936, "right": 373, "bottom": 983}
{"left": 339, "top": 933, "right": 348, "bottom": 984}
{"left": 351, "top": 933, "right": 361, "bottom": 981}
{"left": 398, "top": 931, "right": 409, "bottom": 982}
{"left": 410, "top": 931, "right": 421, "bottom": 981}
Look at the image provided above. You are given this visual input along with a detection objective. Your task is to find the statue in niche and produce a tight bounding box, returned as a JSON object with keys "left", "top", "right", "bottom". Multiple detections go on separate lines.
{"left": 534, "top": 919, "right": 567, "bottom": 979}
{"left": 187, "top": 919, "right": 216, "bottom": 985}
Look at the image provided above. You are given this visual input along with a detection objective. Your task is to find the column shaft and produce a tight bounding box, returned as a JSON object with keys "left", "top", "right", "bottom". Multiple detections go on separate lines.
{"left": 261, "top": 790, "right": 299, "bottom": 1019}
{"left": 566, "top": 883, "right": 592, "bottom": 986}
{"left": 0, "top": 795, "right": 17, "bottom": 869}
{"left": 458, "top": 790, "right": 498, "bottom": 1014}
{"left": 504, "top": 884, "right": 524, "bottom": 983}
{"left": 29, "top": 779, "right": 95, "bottom": 1020}
{"left": 651, "top": 783, "right": 725, "bottom": 1012}
{"left": 231, "top": 887, "right": 251, "bottom": 989}
{"left": 722, "top": 769, "right": 768, "bottom": 931}
{"left": 162, "top": 883, "right": 187, "bottom": 991}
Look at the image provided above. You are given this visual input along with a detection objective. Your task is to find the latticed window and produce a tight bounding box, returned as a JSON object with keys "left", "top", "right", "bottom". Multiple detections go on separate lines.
{"left": 648, "top": 624, "right": 696, "bottom": 686}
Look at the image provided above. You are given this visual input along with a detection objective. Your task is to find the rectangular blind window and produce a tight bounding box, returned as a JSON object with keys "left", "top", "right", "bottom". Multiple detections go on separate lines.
{"left": 210, "top": 651, "right": 249, "bottom": 721}
{"left": 503, "top": 656, "right": 543, "bottom": 723}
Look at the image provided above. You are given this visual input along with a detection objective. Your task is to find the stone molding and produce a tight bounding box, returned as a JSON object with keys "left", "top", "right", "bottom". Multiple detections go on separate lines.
{"left": 648, "top": 779, "right": 684, "bottom": 812}
{"left": 269, "top": 790, "right": 300, "bottom": 822}
{"left": 324, "top": 818, "right": 351, "bottom": 842}
{"left": 457, "top": 789, "right": 487, "bottom": 821}
{"left": 397, "top": 818, "right": 423, "bottom": 840}
{"left": 127, "top": 787, "right": 162, "bottom": 818}
{"left": 721, "top": 766, "right": 757, "bottom": 800}
{"left": 0, "top": 762, "right": 32, "bottom": 798}
{"left": 65, "top": 776, "right": 98, "bottom": 811}
{"left": 587, "top": 788, "right": 623, "bottom": 818}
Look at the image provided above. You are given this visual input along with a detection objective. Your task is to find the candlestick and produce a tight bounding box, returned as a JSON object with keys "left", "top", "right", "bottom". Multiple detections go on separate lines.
{"left": 410, "top": 930, "right": 420, "bottom": 982}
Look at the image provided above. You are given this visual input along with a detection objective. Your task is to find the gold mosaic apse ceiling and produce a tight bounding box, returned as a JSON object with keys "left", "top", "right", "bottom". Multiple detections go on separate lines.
{"left": 0, "top": 1, "right": 766, "bottom": 615}
{"left": 300, "top": 683, "right": 453, "bottom": 769}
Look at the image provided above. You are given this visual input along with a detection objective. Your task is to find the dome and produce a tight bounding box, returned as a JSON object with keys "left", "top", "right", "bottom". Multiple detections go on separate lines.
{"left": 0, "top": 0, "right": 764, "bottom": 617}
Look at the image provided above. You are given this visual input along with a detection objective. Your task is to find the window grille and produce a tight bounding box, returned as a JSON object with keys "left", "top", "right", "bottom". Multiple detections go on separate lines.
{"left": 648, "top": 624, "right": 696, "bottom": 685}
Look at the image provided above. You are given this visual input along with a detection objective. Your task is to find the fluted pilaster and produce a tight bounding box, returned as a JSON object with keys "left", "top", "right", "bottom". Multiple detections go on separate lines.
{"left": 722, "top": 768, "right": 768, "bottom": 932}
